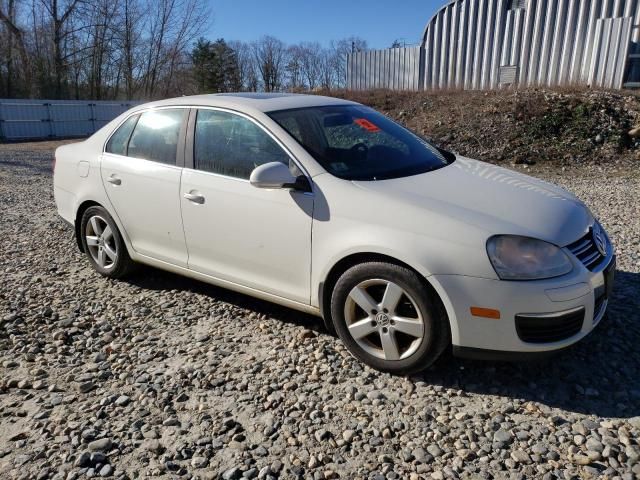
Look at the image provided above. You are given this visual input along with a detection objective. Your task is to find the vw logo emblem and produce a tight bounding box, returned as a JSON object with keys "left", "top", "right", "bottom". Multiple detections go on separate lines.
{"left": 593, "top": 225, "right": 607, "bottom": 257}
{"left": 375, "top": 312, "right": 391, "bottom": 327}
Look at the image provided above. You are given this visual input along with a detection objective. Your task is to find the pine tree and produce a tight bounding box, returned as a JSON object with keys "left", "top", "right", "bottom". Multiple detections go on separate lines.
{"left": 192, "top": 37, "right": 242, "bottom": 93}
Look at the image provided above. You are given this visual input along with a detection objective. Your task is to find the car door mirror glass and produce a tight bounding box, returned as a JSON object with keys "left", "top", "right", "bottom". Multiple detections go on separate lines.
{"left": 250, "top": 161, "right": 298, "bottom": 190}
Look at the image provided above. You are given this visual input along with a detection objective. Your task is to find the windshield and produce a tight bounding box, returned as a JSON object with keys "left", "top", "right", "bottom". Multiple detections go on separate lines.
{"left": 268, "top": 105, "right": 453, "bottom": 181}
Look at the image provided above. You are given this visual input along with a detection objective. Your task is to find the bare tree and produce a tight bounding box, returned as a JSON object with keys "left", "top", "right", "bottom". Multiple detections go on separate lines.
{"left": 229, "top": 40, "right": 258, "bottom": 91}
{"left": 330, "top": 36, "right": 368, "bottom": 88}
{"left": 36, "top": 0, "right": 85, "bottom": 97}
{"left": 0, "top": 0, "right": 32, "bottom": 96}
{"left": 286, "top": 43, "right": 304, "bottom": 90}
{"left": 1, "top": 1, "right": 364, "bottom": 99}
{"left": 252, "top": 35, "right": 288, "bottom": 92}
{"left": 140, "top": 0, "right": 209, "bottom": 99}
{"left": 299, "top": 42, "right": 322, "bottom": 90}
{"left": 117, "top": 0, "right": 142, "bottom": 100}
{"left": 83, "top": 0, "right": 119, "bottom": 99}
{"left": 318, "top": 48, "right": 335, "bottom": 90}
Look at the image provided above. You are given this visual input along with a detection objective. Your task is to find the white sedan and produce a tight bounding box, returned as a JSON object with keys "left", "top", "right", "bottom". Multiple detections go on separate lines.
{"left": 53, "top": 93, "right": 615, "bottom": 374}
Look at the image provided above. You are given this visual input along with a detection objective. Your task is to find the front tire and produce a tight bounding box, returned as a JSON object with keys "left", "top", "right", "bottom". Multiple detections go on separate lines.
{"left": 80, "top": 206, "right": 134, "bottom": 279}
{"left": 330, "top": 262, "right": 449, "bottom": 375}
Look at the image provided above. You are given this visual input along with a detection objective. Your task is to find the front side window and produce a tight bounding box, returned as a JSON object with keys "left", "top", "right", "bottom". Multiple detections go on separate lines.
{"left": 105, "top": 114, "right": 139, "bottom": 156}
{"left": 269, "top": 105, "right": 452, "bottom": 181}
{"left": 194, "top": 109, "right": 290, "bottom": 179}
{"left": 127, "top": 109, "right": 184, "bottom": 165}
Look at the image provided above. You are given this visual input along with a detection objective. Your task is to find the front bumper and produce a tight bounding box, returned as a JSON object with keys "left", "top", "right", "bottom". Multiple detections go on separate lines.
{"left": 432, "top": 254, "right": 615, "bottom": 357}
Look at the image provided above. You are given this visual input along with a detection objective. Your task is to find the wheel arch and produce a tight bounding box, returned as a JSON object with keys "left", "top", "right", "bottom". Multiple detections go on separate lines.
{"left": 74, "top": 200, "right": 133, "bottom": 257}
{"left": 318, "top": 252, "right": 449, "bottom": 336}
{"left": 74, "top": 200, "right": 102, "bottom": 252}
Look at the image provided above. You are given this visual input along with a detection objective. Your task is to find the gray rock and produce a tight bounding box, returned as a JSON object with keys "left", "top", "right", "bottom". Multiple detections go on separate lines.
{"left": 270, "top": 460, "right": 283, "bottom": 473}
{"left": 88, "top": 438, "right": 112, "bottom": 452}
{"left": 626, "top": 445, "right": 640, "bottom": 464}
{"left": 367, "top": 390, "right": 385, "bottom": 401}
{"left": 74, "top": 451, "right": 91, "bottom": 468}
{"left": 78, "top": 382, "right": 95, "bottom": 393}
{"left": 99, "top": 464, "right": 113, "bottom": 477}
{"left": 243, "top": 468, "right": 258, "bottom": 479}
{"left": 572, "top": 454, "right": 592, "bottom": 465}
{"left": 493, "top": 429, "right": 513, "bottom": 444}
{"left": 628, "top": 417, "right": 640, "bottom": 430}
{"left": 586, "top": 438, "right": 604, "bottom": 453}
{"left": 253, "top": 445, "right": 268, "bottom": 456}
{"left": 342, "top": 430, "right": 356, "bottom": 443}
{"left": 532, "top": 443, "right": 549, "bottom": 455}
{"left": 191, "top": 456, "right": 208, "bottom": 468}
{"left": 427, "top": 444, "right": 443, "bottom": 458}
{"left": 142, "top": 439, "right": 162, "bottom": 454}
{"left": 511, "top": 450, "right": 531, "bottom": 464}
{"left": 222, "top": 466, "right": 243, "bottom": 480}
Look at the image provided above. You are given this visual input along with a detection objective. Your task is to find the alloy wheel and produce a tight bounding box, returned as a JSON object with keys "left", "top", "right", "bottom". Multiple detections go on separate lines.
{"left": 85, "top": 215, "right": 118, "bottom": 270}
{"left": 343, "top": 279, "right": 425, "bottom": 361}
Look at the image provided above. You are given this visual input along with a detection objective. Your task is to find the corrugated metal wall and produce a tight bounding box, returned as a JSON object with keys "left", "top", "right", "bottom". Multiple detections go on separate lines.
{"left": 590, "top": 17, "right": 634, "bottom": 88}
{"left": 0, "top": 99, "right": 138, "bottom": 141}
{"left": 347, "top": 0, "right": 640, "bottom": 91}
{"left": 347, "top": 46, "right": 424, "bottom": 90}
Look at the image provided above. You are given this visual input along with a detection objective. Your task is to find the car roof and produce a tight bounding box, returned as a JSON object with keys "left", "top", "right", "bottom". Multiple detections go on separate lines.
{"left": 132, "top": 93, "right": 359, "bottom": 113}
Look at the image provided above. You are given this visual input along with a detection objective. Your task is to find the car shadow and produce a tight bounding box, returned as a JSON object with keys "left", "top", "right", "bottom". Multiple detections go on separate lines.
{"left": 124, "top": 267, "right": 640, "bottom": 418}
{"left": 420, "top": 270, "right": 640, "bottom": 419}
{"left": 124, "top": 266, "right": 327, "bottom": 334}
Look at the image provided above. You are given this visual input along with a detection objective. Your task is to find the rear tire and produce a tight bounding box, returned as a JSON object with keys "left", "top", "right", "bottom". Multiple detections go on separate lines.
{"left": 80, "top": 206, "right": 134, "bottom": 279}
{"left": 330, "top": 262, "right": 449, "bottom": 375}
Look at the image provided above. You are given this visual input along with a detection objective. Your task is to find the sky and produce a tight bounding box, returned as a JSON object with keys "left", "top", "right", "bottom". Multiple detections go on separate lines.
{"left": 206, "top": 0, "right": 447, "bottom": 49}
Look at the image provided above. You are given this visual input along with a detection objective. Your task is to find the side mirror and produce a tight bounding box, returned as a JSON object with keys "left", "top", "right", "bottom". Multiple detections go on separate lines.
{"left": 250, "top": 162, "right": 310, "bottom": 191}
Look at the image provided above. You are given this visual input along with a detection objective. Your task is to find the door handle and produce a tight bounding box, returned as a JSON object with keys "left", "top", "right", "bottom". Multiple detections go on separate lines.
{"left": 184, "top": 192, "right": 205, "bottom": 204}
{"left": 107, "top": 175, "right": 122, "bottom": 186}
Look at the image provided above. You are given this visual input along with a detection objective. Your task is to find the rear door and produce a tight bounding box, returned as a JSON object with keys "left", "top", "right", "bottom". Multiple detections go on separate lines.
{"left": 180, "top": 108, "right": 313, "bottom": 303}
{"left": 101, "top": 108, "right": 189, "bottom": 266}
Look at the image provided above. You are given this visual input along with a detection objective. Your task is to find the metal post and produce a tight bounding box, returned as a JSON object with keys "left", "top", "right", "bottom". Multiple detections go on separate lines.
{"left": 90, "top": 103, "right": 97, "bottom": 134}
{"left": 45, "top": 102, "right": 54, "bottom": 138}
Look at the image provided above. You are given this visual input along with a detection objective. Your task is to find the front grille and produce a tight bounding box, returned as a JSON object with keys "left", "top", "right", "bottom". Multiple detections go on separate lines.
{"left": 566, "top": 228, "right": 606, "bottom": 271}
{"left": 515, "top": 308, "right": 585, "bottom": 343}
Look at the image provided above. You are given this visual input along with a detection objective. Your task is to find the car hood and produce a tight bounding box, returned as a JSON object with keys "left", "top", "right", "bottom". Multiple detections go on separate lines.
{"left": 352, "top": 157, "right": 592, "bottom": 247}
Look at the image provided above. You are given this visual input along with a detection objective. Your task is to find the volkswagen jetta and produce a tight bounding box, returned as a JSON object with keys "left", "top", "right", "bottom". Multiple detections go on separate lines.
{"left": 53, "top": 93, "right": 615, "bottom": 374}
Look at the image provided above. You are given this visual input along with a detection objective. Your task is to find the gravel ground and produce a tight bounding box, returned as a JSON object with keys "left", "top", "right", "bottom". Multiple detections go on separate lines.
{"left": 0, "top": 141, "right": 639, "bottom": 480}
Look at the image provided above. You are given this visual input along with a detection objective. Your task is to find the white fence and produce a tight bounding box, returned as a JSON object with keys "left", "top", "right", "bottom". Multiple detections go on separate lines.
{"left": 0, "top": 99, "right": 138, "bottom": 141}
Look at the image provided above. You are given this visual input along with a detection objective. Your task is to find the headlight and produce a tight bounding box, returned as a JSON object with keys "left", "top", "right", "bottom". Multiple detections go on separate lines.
{"left": 486, "top": 235, "right": 573, "bottom": 280}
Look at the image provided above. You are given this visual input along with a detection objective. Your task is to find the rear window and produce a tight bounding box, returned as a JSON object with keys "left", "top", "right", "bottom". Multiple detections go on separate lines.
{"left": 105, "top": 115, "right": 138, "bottom": 156}
{"left": 269, "top": 105, "right": 452, "bottom": 181}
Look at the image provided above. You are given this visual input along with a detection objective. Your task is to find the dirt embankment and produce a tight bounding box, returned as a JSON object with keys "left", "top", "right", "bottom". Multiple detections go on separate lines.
{"left": 336, "top": 88, "right": 640, "bottom": 168}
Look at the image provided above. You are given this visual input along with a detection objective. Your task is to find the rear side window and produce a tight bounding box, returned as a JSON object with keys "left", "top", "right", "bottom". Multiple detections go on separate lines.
{"left": 194, "top": 109, "right": 289, "bottom": 179}
{"left": 127, "top": 109, "right": 184, "bottom": 165}
{"left": 105, "top": 115, "right": 138, "bottom": 156}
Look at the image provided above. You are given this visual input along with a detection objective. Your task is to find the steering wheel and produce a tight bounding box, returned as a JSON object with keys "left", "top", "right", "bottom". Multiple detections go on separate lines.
{"left": 350, "top": 142, "right": 368, "bottom": 160}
